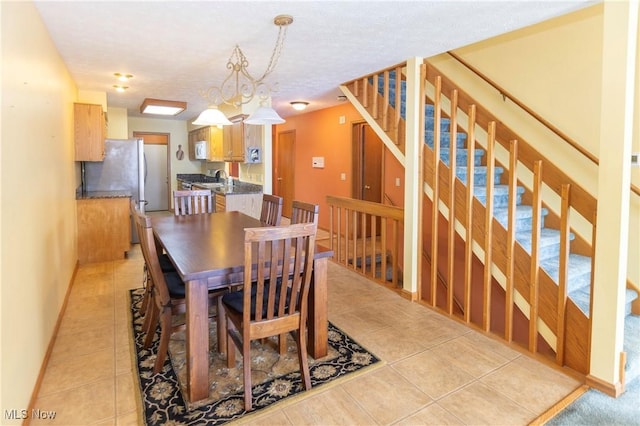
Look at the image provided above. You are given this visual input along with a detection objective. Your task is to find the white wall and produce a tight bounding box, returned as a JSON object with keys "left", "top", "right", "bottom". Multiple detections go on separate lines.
{"left": 1, "top": 1, "right": 79, "bottom": 419}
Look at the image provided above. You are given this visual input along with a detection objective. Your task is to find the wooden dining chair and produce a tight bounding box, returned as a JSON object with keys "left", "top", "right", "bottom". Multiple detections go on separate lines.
{"left": 130, "top": 199, "right": 175, "bottom": 314}
{"left": 134, "top": 208, "right": 226, "bottom": 374}
{"left": 173, "top": 189, "right": 213, "bottom": 215}
{"left": 290, "top": 200, "right": 319, "bottom": 224}
{"left": 260, "top": 194, "right": 283, "bottom": 226}
{"left": 221, "top": 222, "right": 318, "bottom": 410}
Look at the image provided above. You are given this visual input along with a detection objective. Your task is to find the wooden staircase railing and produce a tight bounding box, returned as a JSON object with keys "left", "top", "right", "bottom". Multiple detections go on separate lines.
{"left": 343, "top": 63, "right": 407, "bottom": 154}
{"left": 340, "top": 59, "right": 604, "bottom": 376}
{"left": 326, "top": 195, "right": 404, "bottom": 289}
{"left": 423, "top": 61, "right": 597, "bottom": 373}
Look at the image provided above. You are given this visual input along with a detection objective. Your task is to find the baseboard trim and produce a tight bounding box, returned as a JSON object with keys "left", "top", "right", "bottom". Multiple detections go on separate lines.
{"left": 585, "top": 373, "right": 623, "bottom": 397}
{"left": 24, "top": 260, "right": 79, "bottom": 426}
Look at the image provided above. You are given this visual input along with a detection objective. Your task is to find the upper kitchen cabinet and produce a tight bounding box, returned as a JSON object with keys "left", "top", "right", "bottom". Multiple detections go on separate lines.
{"left": 74, "top": 103, "right": 106, "bottom": 161}
{"left": 188, "top": 126, "right": 224, "bottom": 161}
{"left": 223, "top": 115, "right": 260, "bottom": 162}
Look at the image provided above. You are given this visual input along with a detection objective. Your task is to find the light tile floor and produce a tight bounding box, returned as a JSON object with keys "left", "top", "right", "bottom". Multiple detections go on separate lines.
{"left": 32, "top": 245, "right": 581, "bottom": 425}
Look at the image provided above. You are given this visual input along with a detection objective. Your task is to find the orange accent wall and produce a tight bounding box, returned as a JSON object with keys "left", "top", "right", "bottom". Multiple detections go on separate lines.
{"left": 274, "top": 103, "right": 364, "bottom": 230}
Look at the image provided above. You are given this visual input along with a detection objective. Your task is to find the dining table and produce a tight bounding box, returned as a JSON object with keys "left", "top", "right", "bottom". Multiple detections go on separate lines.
{"left": 150, "top": 210, "right": 333, "bottom": 403}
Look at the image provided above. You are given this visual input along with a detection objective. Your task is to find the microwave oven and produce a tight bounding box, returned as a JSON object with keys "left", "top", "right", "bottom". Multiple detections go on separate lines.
{"left": 194, "top": 140, "right": 208, "bottom": 160}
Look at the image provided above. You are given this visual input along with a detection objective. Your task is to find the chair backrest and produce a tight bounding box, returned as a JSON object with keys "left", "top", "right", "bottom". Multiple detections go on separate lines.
{"left": 290, "top": 200, "right": 319, "bottom": 225}
{"left": 260, "top": 194, "right": 283, "bottom": 226}
{"left": 242, "top": 222, "right": 317, "bottom": 326}
{"left": 133, "top": 209, "right": 171, "bottom": 307}
{"left": 173, "top": 189, "right": 213, "bottom": 215}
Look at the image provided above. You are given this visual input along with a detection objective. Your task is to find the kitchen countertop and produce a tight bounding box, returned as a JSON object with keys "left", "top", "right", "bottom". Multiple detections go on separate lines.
{"left": 193, "top": 182, "right": 262, "bottom": 195}
{"left": 178, "top": 174, "right": 262, "bottom": 196}
{"left": 76, "top": 190, "right": 132, "bottom": 200}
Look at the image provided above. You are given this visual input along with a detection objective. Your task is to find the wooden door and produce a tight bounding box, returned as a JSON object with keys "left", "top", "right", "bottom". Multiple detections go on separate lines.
{"left": 274, "top": 130, "right": 296, "bottom": 218}
{"left": 353, "top": 123, "right": 383, "bottom": 202}
{"left": 133, "top": 132, "right": 170, "bottom": 211}
{"left": 352, "top": 123, "right": 383, "bottom": 234}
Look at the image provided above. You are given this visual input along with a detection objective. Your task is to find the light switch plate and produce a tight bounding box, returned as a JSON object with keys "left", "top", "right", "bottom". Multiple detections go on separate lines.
{"left": 312, "top": 157, "right": 325, "bottom": 168}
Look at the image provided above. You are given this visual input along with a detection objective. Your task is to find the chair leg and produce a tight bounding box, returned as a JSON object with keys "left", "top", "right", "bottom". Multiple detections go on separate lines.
{"left": 143, "top": 301, "right": 159, "bottom": 348}
{"left": 295, "top": 328, "right": 311, "bottom": 390}
{"left": 217, "top": 296, "right": 227, "bottom": 356}
{"left": 153, "top": 308, "right": 171, "bottom": 374}
{"left": 226, "top": 326, "right": 236, "bottom": 369}
{"left": 242, "top": 335, "right": 252, "bottom": 411}
{"left": 278, "top": 333, "right": 287, "bottom": 355}
{"left": 140, "top": 266, "right": 151, "bottom": 313}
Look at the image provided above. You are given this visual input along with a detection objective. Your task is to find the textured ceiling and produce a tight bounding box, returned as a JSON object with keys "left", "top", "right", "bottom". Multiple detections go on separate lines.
{"left": 34, "top": 1, "right": 593, "bottom": 122}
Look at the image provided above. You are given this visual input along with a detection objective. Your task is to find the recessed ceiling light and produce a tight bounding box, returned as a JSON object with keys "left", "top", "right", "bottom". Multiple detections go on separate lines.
{"left": 290, "top": 101, "right": 309, "bottom": 111}
{"left": 113, "top": 85, "right": 128, "bottom": 92}
{"left": 114, "top": 73, "right": 133, "bottom": 82}
{"left": 140, "top": 98, "right": 187, "bottom": 116}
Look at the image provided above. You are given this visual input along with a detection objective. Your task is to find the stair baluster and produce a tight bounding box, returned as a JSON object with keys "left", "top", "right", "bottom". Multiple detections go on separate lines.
{"left": 447, "top": 89, "right": 459, "bottom": 315}
{"left": 463, "top": 104, "right": 477, "bottom": 323}
{"left": 529, "top": 161, "right": 544, "bottom": 352}
{"left": 557, "top": 183, "right": 572, "bottom": 364}
{"left": 505, "top": 140, "right": 519, "bottom": 342}
{"left": 430, "top": 76, "right": 443, "bottom": 307}
{"left": 483, "top": 123, "right": 497, "bottom": 331}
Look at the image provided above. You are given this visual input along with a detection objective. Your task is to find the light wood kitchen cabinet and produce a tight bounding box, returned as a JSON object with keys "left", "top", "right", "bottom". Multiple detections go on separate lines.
{"left": 187, "top": 127, "right": 201, "bottom": 160}
{"left": 188, "top": 126, "right": 224, "bottom": 161}
{"left": 223, "top": 115, "right": 260, "bottom": 162}
{"left": 77, "top": 197, "right": 130, "bottom": 264}
{"left": 214, "top": 192, "right": 262, "bottom": 218}
{"left": 74, "top": 103, "right": 106, "bottom": 161}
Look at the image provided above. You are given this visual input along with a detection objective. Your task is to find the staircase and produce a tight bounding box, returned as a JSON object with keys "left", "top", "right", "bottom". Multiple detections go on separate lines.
{"left": 342, "top": 63, "right": 640, "bottom": 390}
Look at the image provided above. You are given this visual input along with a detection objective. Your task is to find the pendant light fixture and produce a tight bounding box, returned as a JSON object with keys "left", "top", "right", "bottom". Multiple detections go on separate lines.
{"left": 194, "top": 14, "right": 293, "bottom": 126}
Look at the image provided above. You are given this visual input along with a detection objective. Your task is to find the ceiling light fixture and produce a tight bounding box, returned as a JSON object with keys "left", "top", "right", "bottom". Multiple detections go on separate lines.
{"left": 194, "top": 14, "right": 293, "bottom": 126}
{"left": 113, "top": 85, "right": 128, "bottom": 92}
{"left": 140, "top": 98, "right": 187, "bottom": 116}
{"left": 114, "top": 73, "right": 133, "bottom": 82}
{"left": 290, "top": 101, "right": 309, "bottom": 111}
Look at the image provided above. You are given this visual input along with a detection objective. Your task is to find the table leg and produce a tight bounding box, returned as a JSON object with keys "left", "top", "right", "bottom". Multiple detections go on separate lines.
{"left": 186, "top": 279, "right": 209, "bottom": 402}
{"left": 307, "top": 256, "right": 328, "bottom": 358}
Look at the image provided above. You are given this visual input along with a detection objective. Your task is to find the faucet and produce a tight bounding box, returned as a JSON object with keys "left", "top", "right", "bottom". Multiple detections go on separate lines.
{"left": 213, "top": 169, "right": 227, "bottom": 181}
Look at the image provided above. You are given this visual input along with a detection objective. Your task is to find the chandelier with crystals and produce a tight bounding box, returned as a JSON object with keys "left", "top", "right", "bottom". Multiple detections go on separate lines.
{"left": 194, "top": 14, "right": 293, "bottom": 126}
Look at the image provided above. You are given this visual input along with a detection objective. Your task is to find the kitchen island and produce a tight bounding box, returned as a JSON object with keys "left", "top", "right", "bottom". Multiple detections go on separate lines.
{"left": 76, "top": 190, "right": 131, "bottom": 264}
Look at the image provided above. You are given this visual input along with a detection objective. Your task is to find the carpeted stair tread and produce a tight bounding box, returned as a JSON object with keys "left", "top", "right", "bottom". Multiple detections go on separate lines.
{"left": 625, "top": 289, "right": 638, "bottom": 316}
{"left": 425, "top": 116, "right": 454, "bottom": 132}
{"left": 456, "top": 166, "right": 504, "bottom": 185}
{"left": 624, "top": 314, "right": 640, "bottom": 384}
{"left": 515, "top": 227, "right": 575, "bottom": 262}
{"left": 493, "top": 205, "right": 549, "bottom": 233}
{"left": 432, "top": 148, "right": 486, "bottom": 167}
{"left": 425, "top": 130, "right": 467, "bottom": 148}
{"left": 541, "top": 253, "right": 592, "bottom": 292}
{"left": 474, "top": 184, "right": 525, "bottom": 208}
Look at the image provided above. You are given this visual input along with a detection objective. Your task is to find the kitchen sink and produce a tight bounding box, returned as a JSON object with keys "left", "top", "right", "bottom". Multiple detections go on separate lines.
{"left": 193, "top": 182, "right": 224, "bottom": 189}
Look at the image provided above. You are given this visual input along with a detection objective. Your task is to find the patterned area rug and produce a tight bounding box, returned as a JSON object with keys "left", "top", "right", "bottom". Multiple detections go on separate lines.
{"left": 129, "top": 289, "right": 380, "bottom": 425}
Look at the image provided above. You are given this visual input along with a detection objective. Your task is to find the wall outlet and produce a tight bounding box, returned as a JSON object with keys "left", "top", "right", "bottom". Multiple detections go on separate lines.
{"left": 340, "top": 173, "right": 346, "bottom": 181}
{"left": 395, "top": 177, "right": 401, "bottom": 187}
